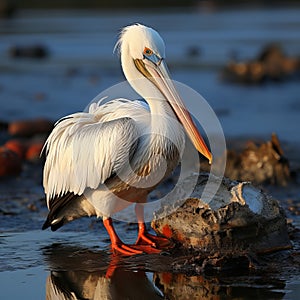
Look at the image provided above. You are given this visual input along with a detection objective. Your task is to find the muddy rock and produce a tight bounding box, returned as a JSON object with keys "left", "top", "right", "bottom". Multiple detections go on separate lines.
{"left": 225, "top": 134, "right": 291, "bottom": 186}
{"left": 4, "top": 138, "right": 46, "bottom": 162}
{"left": 25, "top": 141, "right": 44, "bottom": 161}
{"left": 8, "top": 118, "right": 53, "bottom": 137}
{"left": 152, "top": 173, "right": 291, "bottom": 257}
{"left": 0, "top": 146, "right": 22, "bottom": 177}
{"left": 4, "top": 139, "right": 27, "bottom": 159}
{"left": 202, "top": 134, "right": 291, "bottom": 186}
{"left": 222, "top": 44, "right": 300, "bottom": 84}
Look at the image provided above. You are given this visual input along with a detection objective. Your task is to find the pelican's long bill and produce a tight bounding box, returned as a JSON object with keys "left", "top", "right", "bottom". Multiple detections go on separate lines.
{"left": 134, "top": 58, "right": 213, "bottom": 164}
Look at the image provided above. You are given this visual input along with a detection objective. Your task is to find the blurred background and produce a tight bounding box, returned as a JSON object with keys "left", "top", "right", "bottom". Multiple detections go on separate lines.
{"left": 0, "top": 0, "right": 299, "bottom": 143}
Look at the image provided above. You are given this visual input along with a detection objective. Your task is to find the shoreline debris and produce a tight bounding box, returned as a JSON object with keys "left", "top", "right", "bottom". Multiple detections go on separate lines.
{"left": 0, "top": 118, "right": 53, "bottom": 177}
{"left": 222, "top": 44, "right": 300, "bottom": 84}
{"left": 201, "top": 134, "right": 291, "bottom": 186}
{"left": 226, "top": 134, "right": 291, "bottom": 186}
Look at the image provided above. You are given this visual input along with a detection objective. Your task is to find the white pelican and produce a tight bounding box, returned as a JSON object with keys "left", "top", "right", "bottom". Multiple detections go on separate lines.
{"left": 42, "top": 23, "right": 212, "bottom": 255}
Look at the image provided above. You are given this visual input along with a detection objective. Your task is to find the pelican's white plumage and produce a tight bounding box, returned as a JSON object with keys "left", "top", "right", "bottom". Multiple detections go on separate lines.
{"left": 43, "top": 99, "right": 148, "bottom": 202}
{"left": 42, "top": 23, "right": 212, "bottom": 255}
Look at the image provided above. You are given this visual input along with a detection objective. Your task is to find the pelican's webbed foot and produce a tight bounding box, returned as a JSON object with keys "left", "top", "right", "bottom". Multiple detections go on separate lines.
{"left": 135, "top": 223, "right": 173, "bottom": 249}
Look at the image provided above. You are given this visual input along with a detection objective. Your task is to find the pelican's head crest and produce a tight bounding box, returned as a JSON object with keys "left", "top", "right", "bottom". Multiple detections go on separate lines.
{"left": 114, "top": 23, "right": 165, "bottom": 60}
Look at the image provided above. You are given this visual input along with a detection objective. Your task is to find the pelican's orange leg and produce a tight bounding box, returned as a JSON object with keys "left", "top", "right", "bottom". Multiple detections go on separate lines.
{"left": 103, "top": 218, "right": 143, "bottom": 255}
{"left": 135, "top": 204, "right": 172, "bottom": 249}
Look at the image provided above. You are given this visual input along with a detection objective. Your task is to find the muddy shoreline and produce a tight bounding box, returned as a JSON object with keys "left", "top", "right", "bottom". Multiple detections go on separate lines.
{"left": 0, "top": 137, "right": 299, "bottom": 299}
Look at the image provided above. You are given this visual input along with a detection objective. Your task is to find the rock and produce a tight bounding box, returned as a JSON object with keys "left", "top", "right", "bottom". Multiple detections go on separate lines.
{"left": 25, "top": 142, "right": 44, "bottom": 161}
{"left": 152, "top": 173, "right": 291, "bottom": 257}
{"left": 201, "top": 134, "right": 291, "bottom": 186}
{"left": 0, "top": 146, "right": 22, "bottom": 177}
{"left": 222, "top": 44, "right": 300, "bottom": 84}
{"left": 4, "top": 139, "right": 27, "bottom": 158}
{"left": 225, "top": 134, "right": 291, "bottom": 186}
{"left": 4, "top": 138, "right": 45, "bottom": 161}
{"left": 8, "top": 118, "right": 53, "bottom": 137}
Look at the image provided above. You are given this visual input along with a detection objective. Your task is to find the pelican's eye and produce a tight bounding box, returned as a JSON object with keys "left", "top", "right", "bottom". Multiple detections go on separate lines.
{"left": 142, "top": 47, "right": 162, "bottom": 66}
{"left": 143, "top": 47, "right": 153, "bottom": 56}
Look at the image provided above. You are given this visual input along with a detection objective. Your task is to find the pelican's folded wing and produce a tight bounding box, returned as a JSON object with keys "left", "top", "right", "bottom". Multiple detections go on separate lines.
{"left": 43, "top": 112, "right": 139, "bottom": 207}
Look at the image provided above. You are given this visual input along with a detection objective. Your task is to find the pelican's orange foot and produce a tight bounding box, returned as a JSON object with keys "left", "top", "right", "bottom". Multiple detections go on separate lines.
{"left": 135, "top": 231, "right": 173, "bottom": 249}
{"left": 111, "top": 243, "right": 163, "bottom": 255}
{"left": 111, "top": 242, "right": 144, "bottom": 256}
{"left": 132, "top": 244, "right": 162, "bottom": 254}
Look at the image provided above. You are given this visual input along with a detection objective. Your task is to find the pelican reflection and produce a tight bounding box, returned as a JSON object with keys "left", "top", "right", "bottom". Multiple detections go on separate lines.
{"left": 44, "top": 244, "right": 163, "bottom": 300}
{"left": 43, "top": 244, "right": 286, "bottom": 300}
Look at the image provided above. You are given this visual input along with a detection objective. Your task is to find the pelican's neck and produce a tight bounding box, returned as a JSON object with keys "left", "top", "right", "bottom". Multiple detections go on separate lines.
{"left": 120, "top": 49, "right": 177, "bottom": 130}
{"left": 146, "top": 97, "right": 176, "bottom": 128}
{"left": 121, "top": 55, "right": 184, "bottom": 159}
{"left": 146, "top": 96, "right": 184, "bottom": 154}
{"left": 145, "top": 94, "right": 172, "bottom": 112}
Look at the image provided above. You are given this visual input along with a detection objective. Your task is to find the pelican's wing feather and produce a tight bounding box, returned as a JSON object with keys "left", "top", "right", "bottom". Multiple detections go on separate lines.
{"left": 43, "top": 109, "right": 140, "bottom": 206}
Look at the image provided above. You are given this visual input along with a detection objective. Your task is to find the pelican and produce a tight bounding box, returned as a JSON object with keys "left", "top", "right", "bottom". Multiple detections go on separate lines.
{"left": 42, "top": 23, "right": 212, "bottom": 255}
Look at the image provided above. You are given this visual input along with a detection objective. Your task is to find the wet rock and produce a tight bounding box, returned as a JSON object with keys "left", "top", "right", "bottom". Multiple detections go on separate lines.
{"left": 225, "top": 134, "right": 291, "bottom": 186}
{"left": 201, "top": 134, "right": 291, "bottom": 186}
{"left": 152, "top": 173, "right": 291, "bottom": 259}
{"left": 25, "top": 142, "right": 44, "bottom": 161}
{"left": 8, "top": 118, "right": 53, "bottom": 137}
{"left": 4, "top": 139, "right": 27, "bottom": 159}
{"left": 9, "top": 44, "right": 49, "bottom": 59}
{"left": 0, "top": 146, "right": 22, "bottom": 177}
{"left": 222, "top": 44, "right": 300, "bottom": 84}
{"left": 5, "top": 138, "right": 45, "bottom": 161}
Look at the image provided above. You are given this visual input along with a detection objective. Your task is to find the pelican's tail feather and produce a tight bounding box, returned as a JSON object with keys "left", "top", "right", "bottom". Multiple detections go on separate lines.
{"left": 42, "top": 192, "right": 96, "bottom": 231}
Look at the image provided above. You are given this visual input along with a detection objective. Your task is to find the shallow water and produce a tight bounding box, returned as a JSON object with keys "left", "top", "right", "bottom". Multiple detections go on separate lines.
{"left": 1, "top": 228, "right": 299, "bottom": 299}
{"left": 0, "top": 6, "right": 300, "bottom": 299}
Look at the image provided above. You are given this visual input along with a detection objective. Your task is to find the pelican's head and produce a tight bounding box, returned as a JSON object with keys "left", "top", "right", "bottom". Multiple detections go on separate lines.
{"left": 115, "top": 23, "right": 165, "bottom": 63}
{"left": 115, "top": 23, "right": 212, "bottom": 163}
